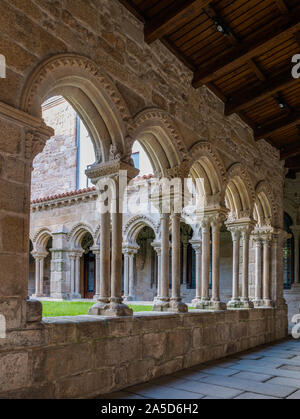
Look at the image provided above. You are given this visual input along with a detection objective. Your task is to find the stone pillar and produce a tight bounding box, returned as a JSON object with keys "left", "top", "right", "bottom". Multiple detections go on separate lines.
{"left": 211, "top": 216, "right": 226, "bottom": 310}
{"left": 263, "top": 236, "right": 272, "bottom": 307}
{"left": 191, "top": 241, "right": 202, "bottom": 307}
{"left": 87, "top": 160, "right": 138, "bottom": 317}
{"left": 75, "top": 252, "right": 82, "bottom": 298}
{"left": 123, "top": 245, "right": 138, "bottom": 303}
{"left": 92, "top": 247, "right": 100, "bottom": 300}
{"left": 69, "top": 253, "right": 76, "bottom": 296}
{"left": 89, "top": 211, "right": 111, "bottom": 314}
{"left": 50, "top": 227, "right": 70, "bottom": 300}
{"left": 153, "top": 214, "right": 171, "bottom": 311}
{"left": 292, "top": 227, "right": 300, "bottom": 287}
{"left": 201, "top": 218, "right": 211, "bottom": 303}
{"left": 170, "top": 213, "right": 187, "bottom": 312}
{"left": 152, "top": 242, "right": 161, "bottom": 299}
{"left": 254, "top": 237, "right": 264, "bottom": 306}
{"left": 227, "top": 228, "right": 241, "bottom": 308}
{"left": 182, "top": 241, "right": 188, "bottom": 286}
{"left": 240, "top": 227, "right": 254, "bottom": 309}
{"left": 32, "top": 252, "right": 48, "bottom": 298}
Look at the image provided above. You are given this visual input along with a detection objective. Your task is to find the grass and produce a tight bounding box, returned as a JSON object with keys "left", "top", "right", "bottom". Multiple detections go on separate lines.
{"left": 41, "top": 301, "right": 153, "bottom": 317}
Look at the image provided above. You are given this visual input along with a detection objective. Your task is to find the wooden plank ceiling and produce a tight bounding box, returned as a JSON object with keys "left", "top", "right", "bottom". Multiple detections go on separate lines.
{"left": 119, "top": 0, "right": 300, "bottom": 177}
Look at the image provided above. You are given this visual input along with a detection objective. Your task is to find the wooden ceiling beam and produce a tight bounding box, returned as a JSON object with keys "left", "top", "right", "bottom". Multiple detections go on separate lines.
{"left": 118, "top": 0, "right": 145, "bottom": 22}
{"left": 192, "top": 7, "right": 300, "bottom": 87}
{"left": 255, "top": 110, "right": 300, "bottom": 139}
{"left": 145, "top": 0, "right": 212, "bottom": 44}
{"left": 281, "top": 144, "right": 300, "bottom": 159}
{"left": 225, "top": 70, "right": 296, "bottom": 115}
{"left": 275, "top": 0, "right": 289, "bottom": 14}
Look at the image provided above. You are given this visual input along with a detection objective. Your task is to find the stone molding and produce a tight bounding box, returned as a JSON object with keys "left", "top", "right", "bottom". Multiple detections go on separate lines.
{"left": 21, "top": 54, "right": 131, "bottom": 122}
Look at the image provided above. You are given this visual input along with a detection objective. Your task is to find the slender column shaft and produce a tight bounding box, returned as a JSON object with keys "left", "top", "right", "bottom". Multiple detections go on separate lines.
{"left": 111, "top": 210, "right": 123, "bottom": 302}
{"left": 161, "top": 214, "right": 170, "bottom": 299}
{"left": 75, "top": 255, "right": 81, "bottom": 295}
{"left": 232, "top": 231, "right": 240, "bottom": 301}
{"left": 100, "top": 211, "right": 110, "bottom": 302}
{"left": 263, "top": 239, "right": 271, "bottom": 302}
{"left": 255, "top": 240, "right": 263, "bottom": 300}
{"left": 155, "top": 248, "right": 162, "bottom": 297}
{"left": 70, "top": 256, "right": 75, "bottom": 295}
{"left": 94, "top": 252, "right": 100, "bottom": 297}
{"left": 194, "top": 246, "right": 202, "bottom": 299}
{"left": 182, "top": 243, "right": 188, "bottom": 286}
{"left": 241, "top": 232, "right": 250, "bottom": 301}
{"left": 294, "top": 231, "right": 300, "bottom": 284}
{"left": 129, "top": 253, "right": 135, "bottom": 299}
{"left": 123, "top": 253, "right": 129, "bottom": 298}
{"left": 39, "top": 258, "right": 44, "bottom": 296}
{"left": 211, "top": 223, "right": 221, "bottom": 302}
{"left": 171, "top": 213, "right": 181, "bottom": 300}
{"left": 201, "top": 223, "right": 210, "bottom": 300}
{"left": 35, "top": 257, "right": 40, "bottom": 296}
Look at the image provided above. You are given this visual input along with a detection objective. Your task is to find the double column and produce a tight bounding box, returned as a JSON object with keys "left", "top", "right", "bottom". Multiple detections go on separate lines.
{"left": 253, "top": 231, "right": 273, "bottom": 308}
{"left": 152, "top": 242, "right": 162, "bottom": 300}
{"left": 291, "top": 227, "right": 300, "bottom": 288}
{"left": 192, "top": 211, "right": 227, "bottom": 310}
{"left": 69, "top": 251, "right": 83, "bottom": 298}
{"left": 32, "top": 251, "right": 48, "bottom": 298}
{"left": 227, "top": 222, "right": 255, "bottom": 309}
{"left": 88, "top": 159, "right": 139, "bottom": 317}
{"left": 123, "top": 246, "right": 139, "bottom": 302}
{"left": 153, "top": 212, "right": 187, "bottom": 312}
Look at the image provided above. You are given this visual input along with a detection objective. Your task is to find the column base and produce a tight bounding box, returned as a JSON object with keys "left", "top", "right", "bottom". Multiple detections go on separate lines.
{"left": 72, "top": 293, "right": 82, "bottom": 300}
{"left": 88, "top": 300, "right": 133, "bottom": 317}
{"left": 253, "top": 299, "right": 264, "bottom": 307}
{"left": 263, "top": 299, "right": 273, "bottom": 308}
{"left": 123, "top": 296, "right": 135, "bottom": 303}
{"left": 193, "top": 299, "right": 226, "bottom": 311}
{"left": 227, "top": 299, "right": 244, "bottom": 309}
{"left": 153, "top": 298, "right": 170, "bottom": 312}
{"left": 291, "top": 283, "right": 300, "bottom": 291}
{"left": 169, "top": 299, "right": 188, "bottom": 313}
{"left": 31, "top": 294, "right": 44, "bottom": 299}
{"left": 93, "top": 294, "right": 100, "bottom": 301}
{"left": 238, "top": 299, "right": 254, "bottom": 309}
{"left": 191, "top": 297, "right": 202, "bottom": 308}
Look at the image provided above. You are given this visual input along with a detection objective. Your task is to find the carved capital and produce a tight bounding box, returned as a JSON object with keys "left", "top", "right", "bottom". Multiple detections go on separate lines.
{"left": 25, "top": 130, "right": 48, "bottom": 162}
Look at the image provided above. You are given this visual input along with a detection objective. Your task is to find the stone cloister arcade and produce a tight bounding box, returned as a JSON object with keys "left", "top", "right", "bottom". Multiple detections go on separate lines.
{"left": 0, "top": 0, "right": 294, "bottom": 396}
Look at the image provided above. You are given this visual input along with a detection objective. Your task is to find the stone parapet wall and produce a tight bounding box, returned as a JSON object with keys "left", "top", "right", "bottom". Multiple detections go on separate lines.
{"left": 0, "top": 307, "right": 288, "bottom": 399}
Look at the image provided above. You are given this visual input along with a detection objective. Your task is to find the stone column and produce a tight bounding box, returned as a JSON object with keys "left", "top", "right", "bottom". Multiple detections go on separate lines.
{"left": 32, "top": 252, "right": 47, "bottom": 298}
{"left": 74, "top": 252, "right": 82, "bottom": 298}
{"left": 123, "top": 251, "right": 130, "bottom": 300}
{"left": 123, "top": 246, "right": 138, "bottom": 303}
{"left": 201, "top": 218, "right": 211, "bottom": 303}
{"left": 89, "top": 211, "right": 111, "bottom": 314}
{"left": 92, "top": 247, "right": 100, "bottom": 300}
{"left": 170, "top": 213, "right": 187, "bottom": 312}
{"left": 182, "top": 241, "right": 188, "bottom": 286}
{"left": 292, "top": 227, "right": 300, "bottom": 286}
{"left": 50, "top": 227, "right": 70, "bottom": 299}
{"left": 254, "top": 237, "right": 264, "bottom": 306}
{"left": 227, "top": 228, "right": 241, "bottom": 308}
{"left": 191, "top": 241, "right": 202, "bottom": 307}
{"left": 240, "top": 228, "right": 254, "bottom": 308}
{"left": 152, "top": 242, "right": 162, "bottom": 299}
{"left": 69, "top": 253, "right": 76, "bottom": 296}
{"left": 211, "top": 216, "right": 226, "bottom": 310}
{"left": 263, "top": 236, "right": 272, "bottom": 307}
{"left": 153, "top": 213, "right": 171, "bottom": 311}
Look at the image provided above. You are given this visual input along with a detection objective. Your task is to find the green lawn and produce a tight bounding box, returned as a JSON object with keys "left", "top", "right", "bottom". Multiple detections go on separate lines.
{"left": 41, "top": 301, "right": 153, "bottom": 317}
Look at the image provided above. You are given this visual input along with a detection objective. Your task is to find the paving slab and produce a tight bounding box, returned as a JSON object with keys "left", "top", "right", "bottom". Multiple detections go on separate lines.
{"left": 266, "top": 376, "right": 300, "bottom": 388}
{"left": 287, "top": 390, "right": 300, "bottom": 399}
{"left": 198, "top": 375, "right": 297, "bottom": 398}
{"left": 231, "top": 371, "right": 273, "bottom": 382}
{"left": 234, "top": 392, "right": 279, "bottom": 400}
{"left": 127, "top": 384, "right": 205, "bottom": 399}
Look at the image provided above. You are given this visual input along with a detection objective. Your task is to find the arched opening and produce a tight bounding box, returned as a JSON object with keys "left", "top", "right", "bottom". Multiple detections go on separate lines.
{"left": 81, "top": 232, "right": 96, "bottom": 299}
{"left": 284, "top": 212, "right": 294, "bottom": 290}
{"left": 135, "top": 226, "right": 156, "bottom": 301}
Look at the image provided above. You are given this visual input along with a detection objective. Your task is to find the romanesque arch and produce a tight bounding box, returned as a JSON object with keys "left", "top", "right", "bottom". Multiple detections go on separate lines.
{"left": 254, "top": 181, "right": 278, "bottom": 228}
{"left": 188, "top": 141, "right": 227, "bottom": 208}
{"left": 128, "top": 108, "right": 188, "bottom": 177}
{"left": 67, "top": 223, "right": 95, "bottom": 249}
{"left": 225, "top": 163, "right": 256, "bottom": 220}
{"left": 31, "top": 228, "right": 52, "bottom": 252}
{"left": 21, "top": 53, "right": 131, "bottom": 163}
{"left": 123, "top": 215, "right": 159, "bottom": 245}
